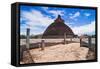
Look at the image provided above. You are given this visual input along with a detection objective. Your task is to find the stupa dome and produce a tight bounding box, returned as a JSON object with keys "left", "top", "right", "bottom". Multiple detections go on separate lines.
{"left": 42, "top": 15, "right": 74, "bottom": 38}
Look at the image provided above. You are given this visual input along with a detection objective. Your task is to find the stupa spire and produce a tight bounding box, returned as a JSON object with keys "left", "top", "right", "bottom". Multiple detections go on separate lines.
{"left": 55, "top": 15, "right": 64, "bottom": 23}
{"left": 58, "top": 15, "right": 61, "bottom": 18}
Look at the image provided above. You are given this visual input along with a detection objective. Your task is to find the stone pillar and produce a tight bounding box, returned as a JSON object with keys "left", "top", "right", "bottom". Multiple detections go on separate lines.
{"left": 26, "top": 28, "right": 34, "bottom": 62}
{"left": 41, "top": 40, "right": 45, "bottom": 50}
{"left": 26, "top": 28, "right": 30, "bottom": 49}
{"left": 88, "top": 36, "right": 91, "bottom": 48}
{"left": 38, "top": 43, "right": 41, "bottom": 48}
{"left": 20, "top": 46, "right": 23, "bottom": 61}
{"left": 80, "top": 37, "right": 82, "bottom": 47}
{"left": 64, "top": 33, "right": 66, "bottom": 44}
{"left": 70, "top": 37, "right": 72, "bottom": 42}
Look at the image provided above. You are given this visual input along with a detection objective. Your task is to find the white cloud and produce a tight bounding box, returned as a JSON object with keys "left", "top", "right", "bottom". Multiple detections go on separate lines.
{"left": 49, "top": 10, "right": 64, "bottom": 18}
{"left": 65, "top": 22, "right": 74, "bottom": 26}
{"left": 42, "top": 7, "right": 49, "bottom": 10}
{"left": 84, "top": 13, "right": 91, "bottom": 16}
{"left": 72, "top": 21, "right": 95, "bottom": 36}
{"left": 21, "top": 10, "right": 54, "bottom": 35}
{"left": 41, "top": 7, "right": 65, "bottom": 18}
{"left": 70, "top": 12, "right": 80, "bottom": 19}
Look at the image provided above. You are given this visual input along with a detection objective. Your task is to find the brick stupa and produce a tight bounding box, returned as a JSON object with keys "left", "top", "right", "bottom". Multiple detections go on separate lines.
{"left": 42, "top": 15, "right": 74, "bottom": 38}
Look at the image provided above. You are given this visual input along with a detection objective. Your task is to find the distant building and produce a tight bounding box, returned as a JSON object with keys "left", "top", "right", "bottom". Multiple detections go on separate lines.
{"left": 42, "top": 15, "right": 75, "bottom": 38}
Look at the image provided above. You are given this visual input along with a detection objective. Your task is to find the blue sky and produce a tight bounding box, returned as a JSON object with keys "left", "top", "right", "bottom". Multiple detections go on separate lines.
{"left": 20, "top": 5, "right": 96, "bottom": 36}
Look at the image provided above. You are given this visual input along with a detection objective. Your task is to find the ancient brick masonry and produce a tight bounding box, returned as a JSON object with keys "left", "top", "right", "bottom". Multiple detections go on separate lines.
{"left": 42, "top": 15, "right": 74, "bottom": 38}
